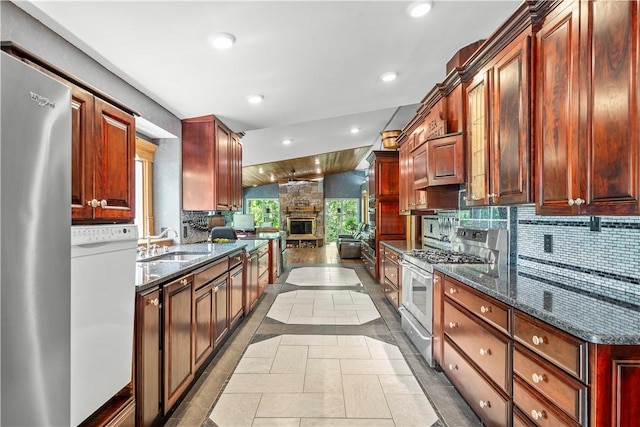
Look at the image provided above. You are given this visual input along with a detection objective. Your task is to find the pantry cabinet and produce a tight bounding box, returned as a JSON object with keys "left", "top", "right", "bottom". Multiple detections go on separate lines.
{"left": 537, "top": 0, "right": 640, "bottom": 215}
{"left": 465, "top": 30, "right": 531, "bottom": 207}
{"left": 182, "top": 115, "right": 243, "bottom": 211}
{"left": 70, "top": 85, "right": 136, "bottom": 223}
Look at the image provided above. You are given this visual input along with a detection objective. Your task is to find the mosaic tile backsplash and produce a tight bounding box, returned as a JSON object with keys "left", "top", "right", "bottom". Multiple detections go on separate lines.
{"left": 516, "top": 205, "right": 640, "bottom": 296}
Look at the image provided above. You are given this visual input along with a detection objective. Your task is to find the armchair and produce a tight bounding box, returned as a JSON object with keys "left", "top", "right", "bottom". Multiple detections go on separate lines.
{"left": 337, "top": 223, "right": 367, "bottom": 259}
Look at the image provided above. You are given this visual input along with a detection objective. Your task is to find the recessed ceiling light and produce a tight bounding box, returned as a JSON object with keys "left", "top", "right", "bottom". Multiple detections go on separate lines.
{"left": 246, "top": 94, "right": 264, "bottom": 104}
{"left": 407, "top": 1, "right": 434, "bottom": 18}
{"left": 209, "top": 32, "right": 236, "bottom": 50}
{"left": 282, "top": 139, "right": 292, "bottom": 145}
{"left": 350, "top": 127, "right": 360, "bottom": 134}
{"left": 380, "top": 71, "right": 398, "bottom": 82}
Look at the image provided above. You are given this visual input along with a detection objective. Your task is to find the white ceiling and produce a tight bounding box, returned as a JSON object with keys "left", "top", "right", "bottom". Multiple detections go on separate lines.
{"left": 16, "top": 0, "right": 520, "bottom": 170}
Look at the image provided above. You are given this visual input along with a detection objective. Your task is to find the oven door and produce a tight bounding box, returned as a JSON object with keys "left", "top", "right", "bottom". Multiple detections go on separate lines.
{"left": 401, "top": 260, "right": 433, "bottom": 333}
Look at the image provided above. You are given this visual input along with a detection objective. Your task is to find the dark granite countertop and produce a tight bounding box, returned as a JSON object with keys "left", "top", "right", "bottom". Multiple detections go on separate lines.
{"left": 434, "top": 264, "right": 640, "bottom": 345}
{"left": 135, "top": 240, "right": 268, "bottom": 293}
{"left": 380, "top": 240, "right": 640, "bottom": 345}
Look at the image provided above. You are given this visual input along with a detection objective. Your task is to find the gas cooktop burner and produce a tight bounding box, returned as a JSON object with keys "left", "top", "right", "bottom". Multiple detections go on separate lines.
{"left": 408, "top": 249, "right": 485, "bottom": 265}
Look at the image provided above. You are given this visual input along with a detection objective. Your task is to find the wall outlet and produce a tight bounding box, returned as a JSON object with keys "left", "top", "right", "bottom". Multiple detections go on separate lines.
{"left": 590, "top": 216, "right": 601, "bottom": 232}
{"left": 543, "top": 234, "right": 553, "bottom": 253}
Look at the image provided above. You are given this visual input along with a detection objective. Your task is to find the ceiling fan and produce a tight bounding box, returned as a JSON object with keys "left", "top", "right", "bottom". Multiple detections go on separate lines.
{"left": 281, "top": 168, "right": 323, "bottom": 185}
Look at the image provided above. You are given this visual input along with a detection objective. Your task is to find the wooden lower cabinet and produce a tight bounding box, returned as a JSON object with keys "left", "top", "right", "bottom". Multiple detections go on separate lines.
{"left": 245, "top": 249, "right": 260, "bottom": 314}
{"left": 443, "top": 339, "right": 511, "bottom": 427}
{"left": 229, "top": 262, "right": 244, "bottom": 329}
{"left": 381, "top": 247, "right": 400, "bottom": 310}
{"left": 257, "top": 245, "right": 269, "bottom": 295}
{"left": 193, "top": 282, "right": 215, "bottom": 371}
{"left": 163, "top": 274, "right": 194, "bottom": 414}
{"left": 213, "top": 274, "right": 229, "bottom": 347}
{"left": 135, "top": 288, "right": 161, "bottom": 427}
{"left": 513, "top": 376, "right": 580, "bottom": 427}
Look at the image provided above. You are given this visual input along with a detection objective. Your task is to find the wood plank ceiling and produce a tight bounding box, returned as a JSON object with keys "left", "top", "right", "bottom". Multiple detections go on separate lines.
{"left": 242, "top": 145, "right": 371, "bottom": 188}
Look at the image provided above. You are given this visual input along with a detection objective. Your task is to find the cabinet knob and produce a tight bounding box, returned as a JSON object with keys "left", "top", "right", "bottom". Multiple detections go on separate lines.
{"left": 480, "top": 305, "right": 491, "bottom": 314}
{"left": 99, "top": 199, "right": 108, "bottom": 208}
{"left": 531, "top": 409, "right": 545, "bottom": 421}
{"left": 488, "top": 193, "right": 497, "bottom": 198}
{"left": 434, "top": 276, "right": 440, "bottom": 284}
{"left": 449, "top": 288, "right": 458, "bottom": 295}
{"left": 87, "top": 199, "right": 99, "bottom": 208}
{"left": 448, "top": 321, "right": 458, "bottom": 329}
{"left": 575, "top": 197, "right": 584, "bottom": 206}
{"left": 479, "top": 348, "right": 491, "bottom": 356}
{"left": 448, "top": 364, "right": 458, "bottom": 371}
{"left": 532, "top": 335, "right": 546, "bottom": 346}
{"left": 181, "top": 278, "right": 188, "bottom": 286}
{"left": 531, "top": 373, "right": 546, "bottom": 384}
{"left": 147, "top": 297, "right": 159, "bottom": 306}
{"left": 568, "top": 198, "right": 575, "bottom": 206}
{"left": 479, "top": 400, "right": 491, "bottom": 409}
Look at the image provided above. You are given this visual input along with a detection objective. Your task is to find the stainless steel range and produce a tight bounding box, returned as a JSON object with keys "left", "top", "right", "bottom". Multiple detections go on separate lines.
{"left": 399, "top": 226, "right": 508, "bottom": 367}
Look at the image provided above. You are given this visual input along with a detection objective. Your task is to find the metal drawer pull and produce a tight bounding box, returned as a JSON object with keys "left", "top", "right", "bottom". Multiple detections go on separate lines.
{"left": 531, "top": 409, "right": 545, "bottom": 420}
{"left": 479, "top": 348, "right": 491, "bottom": 356}
{"left": 479, "top": 400, "right": 491, "bottom": 409}
{"left": 532, "top": 335, "right": 546, "bottom": 346}
{"left": 449, "top": 288, "right": 458, "bottom": 295}
{"left": 531, "top": 373, "right": 546, "bottom": 384}
{"left": 181, "top": 278, "right": 188, "bottom": 286}
{"left": 480, "top": 305, "right": 491, "bottom": 314}
{"left": 448, "top": 364, "right": 458, "bottom": 371}
{"left": 147, "top": 298, "right": 159, "bottom": 306}
{"left": 449, "top": 322, "right": 458, "bottom": 329}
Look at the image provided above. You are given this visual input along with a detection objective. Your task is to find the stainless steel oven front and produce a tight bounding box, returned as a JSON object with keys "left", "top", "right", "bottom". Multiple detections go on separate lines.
{"left": 399, "top": 259, "right": 434, "bottom": 366}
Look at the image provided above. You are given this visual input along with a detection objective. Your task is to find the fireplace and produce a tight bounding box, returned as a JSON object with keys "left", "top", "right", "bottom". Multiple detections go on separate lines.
{"left": 287, "top": 217, "right": 316, "bottom": 237}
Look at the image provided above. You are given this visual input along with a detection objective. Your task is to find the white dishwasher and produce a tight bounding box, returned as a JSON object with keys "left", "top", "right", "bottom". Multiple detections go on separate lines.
{"left": 70, "top": 224, "right": 138, "bottom": 425}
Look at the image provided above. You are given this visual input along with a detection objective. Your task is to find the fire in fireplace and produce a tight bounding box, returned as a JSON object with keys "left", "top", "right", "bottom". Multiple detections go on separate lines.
{"left": 287, "top": 217, "right": 316, "bottom": 236}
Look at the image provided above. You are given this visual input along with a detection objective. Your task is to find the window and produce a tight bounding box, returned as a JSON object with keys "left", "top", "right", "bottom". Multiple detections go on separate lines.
{"left": 135, "top": 137, "right": 157, "bottom": 239}
{"left": 325, "top": 198, "right": 359, "bottom": 243}
{"left": 246, "top": 199, "right": 280, "bottom": 229}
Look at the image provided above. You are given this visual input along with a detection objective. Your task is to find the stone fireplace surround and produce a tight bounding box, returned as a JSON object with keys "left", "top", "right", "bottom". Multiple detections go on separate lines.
{"left": 279, "top": 181, "right": 323, "bottom": 237}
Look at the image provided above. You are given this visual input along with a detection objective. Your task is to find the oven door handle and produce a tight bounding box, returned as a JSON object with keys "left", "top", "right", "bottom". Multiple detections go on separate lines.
{"left": 399, "top": 260, "right": 431, "bottom": 279}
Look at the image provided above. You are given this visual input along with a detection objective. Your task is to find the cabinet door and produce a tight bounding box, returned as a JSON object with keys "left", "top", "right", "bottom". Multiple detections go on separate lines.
{"left": 135, "top": 289, "right": 161, "bottom": 427}
{"left": 163, "top": 275, "right": 194, "bottom": 413}
{"left": 193, "top": 282, "right": 214, "bottom": 371}
{"left": 536, "top": 1, "right": 581, "bottom": 215}
{"left": 427, "top": 133, "right": 464, "bottom": 186}
{"left": 465, "top": 70, "right": 491, "bottom": 206}
{"left": 182, "top": 116, "right": 215, "bottom": 211}
{"left": 93, "top": 97, "right": 135, "bottom": 221}
{"left": 213, "top": 275, "right": 229, "bottom": 347}
{"left": 231, "top": 135, "right": 243, "bottom": 211}
{"left": 70, "top": 86, "right": 95, "bottom": 221}
{"left": 398, "top": 142, "right": 411, "bottom": 214}
{"left": 376, "top": 156, "right": 400, "bottom": 197}
{"left": 411, "top": 142, "right": 429, "bottom": 189}
{"left": 491, "top": 34, "right": 531, "bottom": 205}
{"left": 229, "top": 264, "right": 244, "bottom": 327}
{"left": 215, "top": 122, "right": 231, "bottom": 211}
{"left": 245, "top": 251, "right": 259, "bottom": 314}
{"left": 582, "top": 0, "right": 640, "bottom": 215}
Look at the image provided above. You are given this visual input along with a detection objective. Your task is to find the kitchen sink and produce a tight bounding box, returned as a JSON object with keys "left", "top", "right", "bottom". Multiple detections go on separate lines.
{"left": 137, "top": 251, "right": 209, "bottom": 263}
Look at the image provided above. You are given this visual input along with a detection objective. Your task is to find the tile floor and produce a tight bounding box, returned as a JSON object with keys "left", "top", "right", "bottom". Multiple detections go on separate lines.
{"left": 167, "top": 264, "right": 481, "bottom": 427}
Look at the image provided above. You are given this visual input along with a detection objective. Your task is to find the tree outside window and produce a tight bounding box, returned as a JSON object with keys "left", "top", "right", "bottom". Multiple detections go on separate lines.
{"left": 246, "top": 199, "right": 280, "bottom": 228}
{"left": 325, "top": 199, "right": 359, "bottom": 243}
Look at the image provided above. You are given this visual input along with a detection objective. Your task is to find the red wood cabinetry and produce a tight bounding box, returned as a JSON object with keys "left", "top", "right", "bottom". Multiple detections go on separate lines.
{"left": 182, "top": 115, "right": 243, "bottom": 211}
{"left": 163, "top": 274, "right": 194, "bottom": 413}
{"left": 135, "top": 288, "right": 161, "bottom": 427}
{"left": 229, "top": 252, "right": 244, "bottom": 329}
{"left": 465, "top": 30, "right": 531, "bottom": 207}
{"left": 537, "top": 0, "right": 640, "bottom": 215}
{"left": 71, "top": 86, "right": 135, "bottom": 223}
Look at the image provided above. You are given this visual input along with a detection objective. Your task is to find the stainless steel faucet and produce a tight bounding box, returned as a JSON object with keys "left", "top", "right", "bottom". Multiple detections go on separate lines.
{"left": 146, "top": 227, "right": 178, "bottom": 252}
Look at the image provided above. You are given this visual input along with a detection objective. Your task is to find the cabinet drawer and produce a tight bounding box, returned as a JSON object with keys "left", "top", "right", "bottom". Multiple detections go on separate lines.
{"left": 194, "top": 258, "right": 228, "bottom": 289}
{"left": 514, "top": 311, "right": 587, "bottom": 381}
{"left": 444, "top": 300, "right": 511, "bottom": 392}
{"left": 514, "top": 376, "right": 581, "bottom": 427}
{"left": 444, "top": 277, "right": 510, "bottom": 334}
{"left": 258, "top": 251, "right": 269, "bottom": 276}
{"left": 443, "top": 339, "right": 510, "bottom": 427}
{"left": 384, "top": 262, "right": 399, "bottom": 287}
{"left": 384, "top": 250, "right": 400, "bottom": 263}
{"left": 383, "top": 278, "right": 399, "bottom": 309}
{"left": 514, "top": 344, "right": 586, "bottom": 424}
{"left": 229, "top": 251, "right": 243, "bottom": 269}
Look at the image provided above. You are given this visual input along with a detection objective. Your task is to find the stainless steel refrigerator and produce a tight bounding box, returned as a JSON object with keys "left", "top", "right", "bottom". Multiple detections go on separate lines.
{"left": 1, "top": 51, "right": 72, "bottom": 426}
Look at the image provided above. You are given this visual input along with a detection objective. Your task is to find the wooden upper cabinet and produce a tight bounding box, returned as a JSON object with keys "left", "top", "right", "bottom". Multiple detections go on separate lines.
{"left": 537, "top": 0, "right": 639, "bottom": 215}
{"left": 411, "top": 140, "right": 429, "bottom": 190}
{"left": 182, "top": 115, "right": 243, "bottom": 211}
{"left": 71, "top": 88, "right": 135, "bottom": 223}
{"left": 491, "top": 33, "right": 531, "bottom": 206}
{"left": 465, "top": 30, "right": 531, "bottom": 207}
{"left": 536, "top": 0, "right": 582, "bottom": 215}
{"left": 465, "top": 69, "right": 491, "bottom": 206}
{"left": 427, "top": 133, "right": 464, "bottom": 186}
{"left": 582, "top": 0, "right": 640, "bottom": 215}
{"left": 370, "top": 151, "right": 400, "bottom": 198}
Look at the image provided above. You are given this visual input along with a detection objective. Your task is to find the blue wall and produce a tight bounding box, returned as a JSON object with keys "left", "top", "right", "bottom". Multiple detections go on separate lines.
{"left": 324, "top": 170, "right": 366, "bottom": 198}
